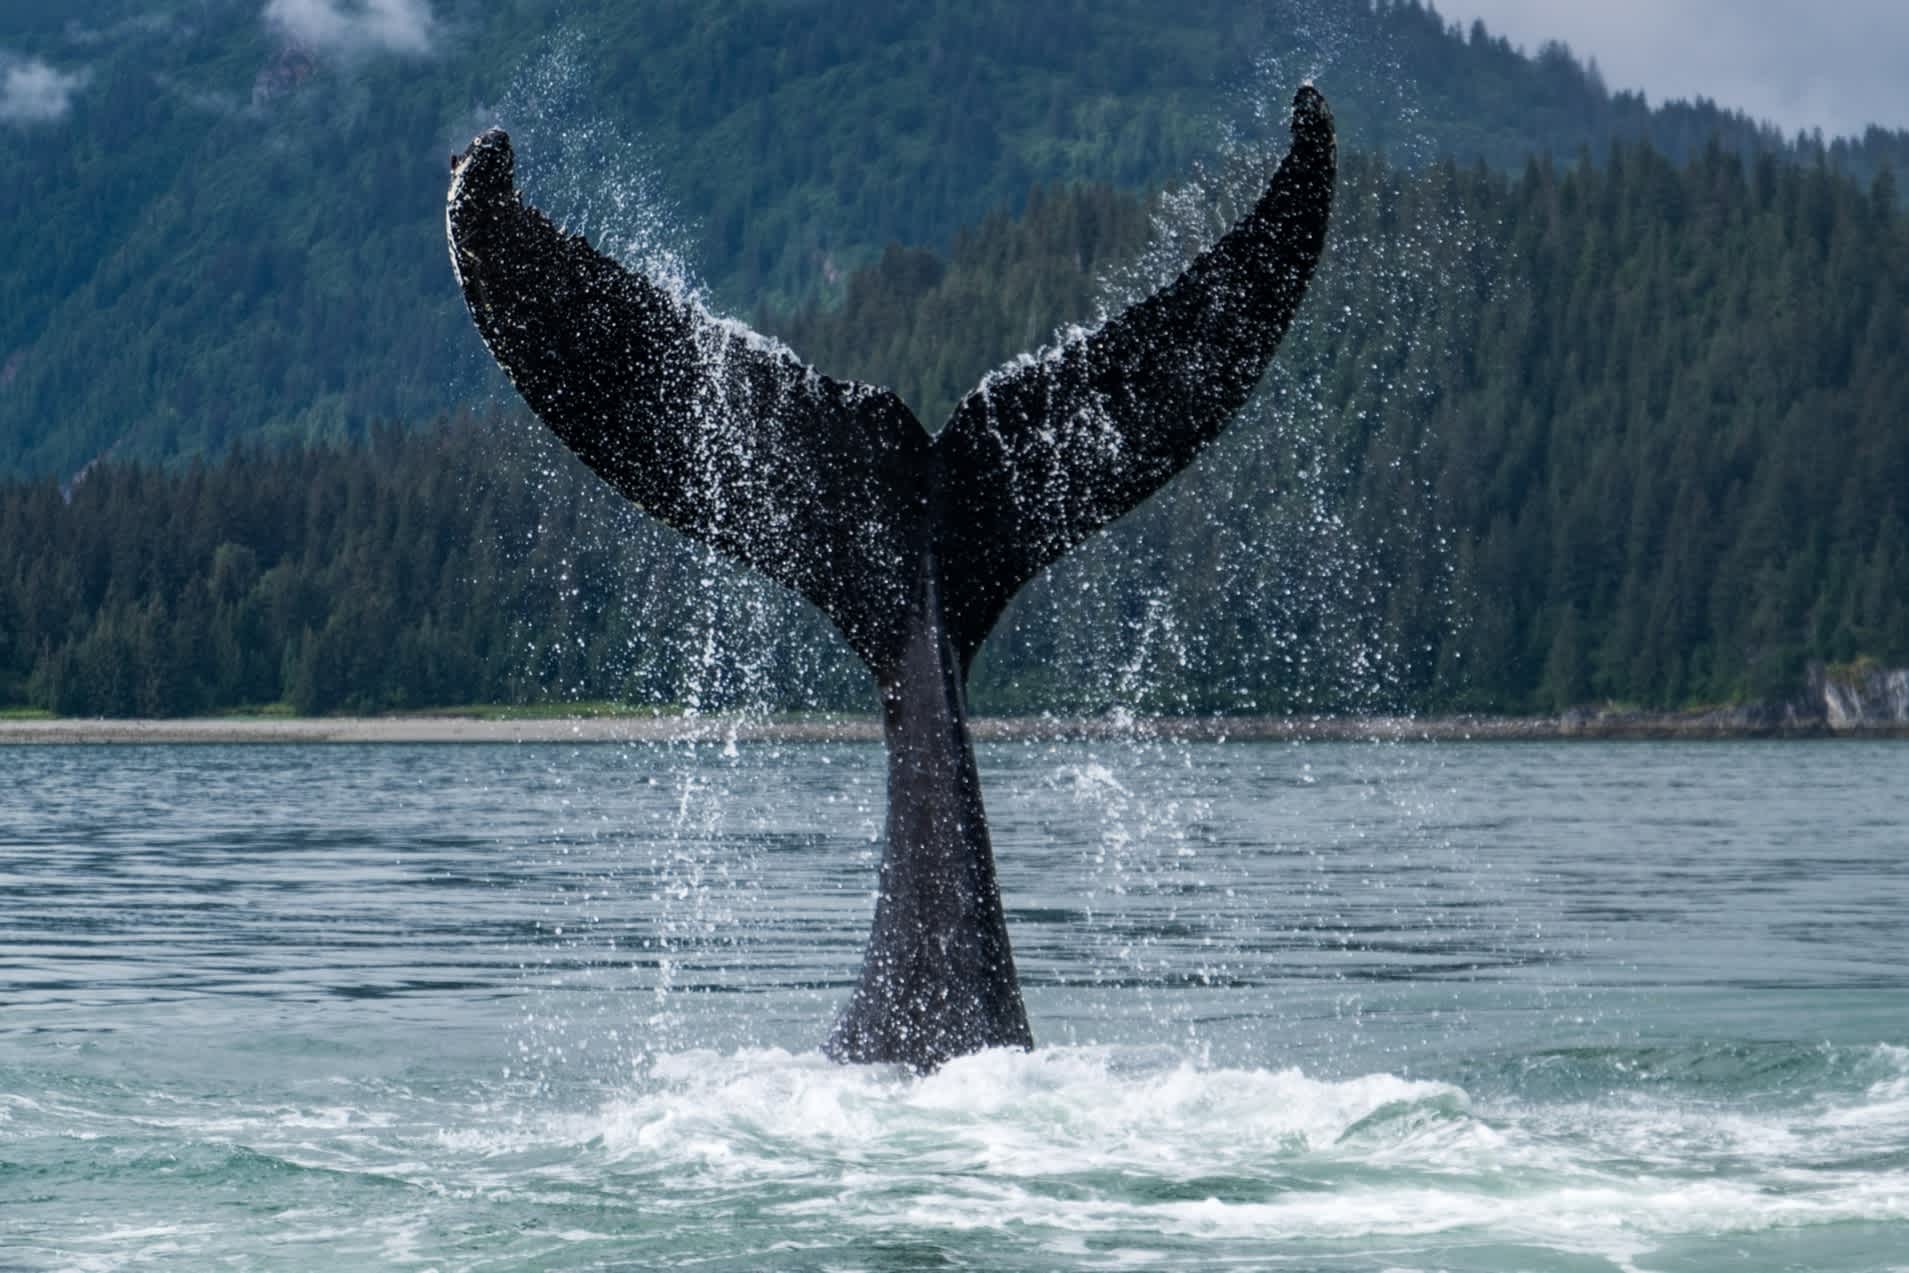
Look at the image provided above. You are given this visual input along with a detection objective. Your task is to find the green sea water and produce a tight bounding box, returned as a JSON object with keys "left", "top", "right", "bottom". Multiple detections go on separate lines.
{"left": 3, "top": 739, "right": 1906, "bottom": 1270}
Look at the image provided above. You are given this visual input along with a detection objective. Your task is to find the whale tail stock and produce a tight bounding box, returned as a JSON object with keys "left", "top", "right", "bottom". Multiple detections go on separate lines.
{"left": 447, "top": 88, "right": 1335, "bottom": 1069}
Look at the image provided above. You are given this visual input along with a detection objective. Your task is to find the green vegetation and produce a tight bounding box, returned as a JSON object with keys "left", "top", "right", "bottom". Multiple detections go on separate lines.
{"left": 4, "top": 0, "right": 1906, "bottom": 478}
{"left": 4, "top": 141, "right": 1903, "bottom": 718}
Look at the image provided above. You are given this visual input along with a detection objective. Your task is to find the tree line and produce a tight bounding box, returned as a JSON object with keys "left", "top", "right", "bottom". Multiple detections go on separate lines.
{"left": 2, "top": 139, "right": 1903, "bottom": 717}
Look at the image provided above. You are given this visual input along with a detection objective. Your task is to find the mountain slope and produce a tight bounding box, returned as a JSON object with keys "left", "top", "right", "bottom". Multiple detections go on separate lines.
{"left": 3, "top": 0, "right": 1905, "bottom": 478}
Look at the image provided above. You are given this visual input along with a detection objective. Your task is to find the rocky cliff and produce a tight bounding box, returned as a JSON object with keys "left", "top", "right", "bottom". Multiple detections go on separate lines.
{"left": 1813, "top": 662, "right": 1909, "bottom": 731}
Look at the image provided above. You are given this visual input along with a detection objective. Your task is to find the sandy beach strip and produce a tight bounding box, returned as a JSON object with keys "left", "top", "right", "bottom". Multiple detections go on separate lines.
{"left": 0, "top": 714, "right": 876, "bottom": 746}
{"left": 2, "top": 710, "right": 1899, "bottom": 745}
{"left": 0, "top": 714, "right": 1407, "bottom": 746}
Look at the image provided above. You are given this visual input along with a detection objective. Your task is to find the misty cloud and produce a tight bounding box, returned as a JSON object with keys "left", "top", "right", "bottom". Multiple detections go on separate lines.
{"left": 62, "top": 12, "right": 183, "bottom": 48}
{"left": 1438, "top": 0, "right": 1909, "bottom": 139}
{"left": 0, "top": 55, "right": 88, "bottom": 125}
{"left": 263, "top": 0, "right": 436, "bottom": 58}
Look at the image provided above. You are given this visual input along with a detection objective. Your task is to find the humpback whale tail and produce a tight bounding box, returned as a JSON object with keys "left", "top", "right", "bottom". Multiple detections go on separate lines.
{"left": 448, "top": 88, "right": 1335, "bottom": 1071}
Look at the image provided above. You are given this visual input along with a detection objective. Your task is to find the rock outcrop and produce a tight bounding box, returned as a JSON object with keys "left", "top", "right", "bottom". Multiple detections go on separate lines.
{"left": 1811, "top": 661, "right": 1909, "bottom": 731}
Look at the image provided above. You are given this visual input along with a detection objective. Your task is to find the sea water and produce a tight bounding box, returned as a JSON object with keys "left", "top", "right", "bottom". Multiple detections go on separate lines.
{"left": 2, "top": 739, "right": 1905, "bottom": 1271}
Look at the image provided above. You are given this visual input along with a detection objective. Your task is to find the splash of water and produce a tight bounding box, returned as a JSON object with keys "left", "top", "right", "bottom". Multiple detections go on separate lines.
{"left": 462, "top": 17, "right": 1509, "bottom": 1071}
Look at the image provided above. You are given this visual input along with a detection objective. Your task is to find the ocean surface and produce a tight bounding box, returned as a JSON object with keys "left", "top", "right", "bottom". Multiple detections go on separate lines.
{"left": 2, "top": 738, "right": 1905, "bottom": 1271}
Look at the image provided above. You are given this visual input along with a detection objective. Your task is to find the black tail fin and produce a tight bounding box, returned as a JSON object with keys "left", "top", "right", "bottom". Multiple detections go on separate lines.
{"left": 447, "top": 86, "right": 1334, "bottom": 676}
{"left": 447, "top": 130, "right": 930, "bottom": 673}
{"left": 932, "top": 86, "right": 1336, "bottom": 664}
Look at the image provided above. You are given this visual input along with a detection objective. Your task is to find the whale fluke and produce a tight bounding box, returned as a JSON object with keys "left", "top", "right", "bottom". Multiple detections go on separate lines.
{"left": 939, "top": 87, "right": 1334, "bottom": 662}
{"left": 447, "top": 130, "right": 931, "bottom": 673}
{"left": 448, "top": 87, "right": 1335, "bottom": 1071}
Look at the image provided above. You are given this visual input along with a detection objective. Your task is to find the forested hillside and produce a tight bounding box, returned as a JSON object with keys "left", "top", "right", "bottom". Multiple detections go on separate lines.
{"left": 6, "top": 143, "right": 1903, "bottom": 717}
{"left": 4, "top": 0, "right": 1906, "bottom": 477}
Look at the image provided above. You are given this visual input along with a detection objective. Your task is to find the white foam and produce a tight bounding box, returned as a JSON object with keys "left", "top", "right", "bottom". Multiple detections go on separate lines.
{"left": 542, "top": 1043, "right": 1909, "bottom": 1268}
{"left": 575, "top": 1044, "right": 1475, "bottom": 1196}
{"left": 12, "top": 1041, "right": 1909, "bottom": 1269}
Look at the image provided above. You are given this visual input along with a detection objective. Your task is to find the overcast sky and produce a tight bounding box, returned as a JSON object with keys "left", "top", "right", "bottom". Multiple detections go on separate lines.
{"left": 1434, "top": 0, "right": 1909, "bottom": 140}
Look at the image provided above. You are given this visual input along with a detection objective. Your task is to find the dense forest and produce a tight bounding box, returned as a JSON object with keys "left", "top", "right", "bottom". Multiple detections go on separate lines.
{"left": 4, "top": 0, "right": 1908, "bottom": 477}
{"left": 5, "top": 141, "right": 1903, "bottom": 718}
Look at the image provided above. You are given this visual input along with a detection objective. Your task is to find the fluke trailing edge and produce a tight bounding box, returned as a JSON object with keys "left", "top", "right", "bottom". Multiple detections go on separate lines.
{"left": 447, "top": 87, "right": 1336, "bottom": 1071}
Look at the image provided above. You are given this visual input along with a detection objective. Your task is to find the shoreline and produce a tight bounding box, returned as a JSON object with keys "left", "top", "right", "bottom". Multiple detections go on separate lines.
{"left": 2, "top": 710, "right": 1903, "bottom": 745}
